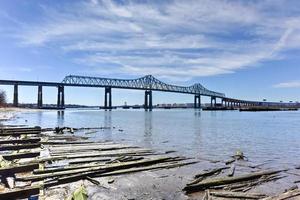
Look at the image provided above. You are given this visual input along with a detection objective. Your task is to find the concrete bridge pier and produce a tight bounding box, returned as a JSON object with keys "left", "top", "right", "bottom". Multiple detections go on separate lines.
{"left": 194, "top": 95, "right": 201, "bottom": 108}
{"left": 37, "top": 85, "right": 43, "bottom": 108}
{"left": 104, "top": 87, "right": 112, "bottom": 110}
{"left": 144, "top": 90, "right": 152, "bottom": 111}
{"left": 210, "top": 96, "right": 216, "bottom": 107}
{"left": 57, "top": 85, "right": 65, "bottom": 109}
{"left": 13, "top": 84, "right": 18, "bottom": 107}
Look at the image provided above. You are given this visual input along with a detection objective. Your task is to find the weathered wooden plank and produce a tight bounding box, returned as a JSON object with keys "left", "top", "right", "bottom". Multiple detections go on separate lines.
{"left": 2, "top": 152, "right": 40, "bottom": 160}
{"left": 262, "top": 189, "right": 300, "bottom": 200}
{"left": 184, "top": 170, "right": 284, "bottom": 192}
{"left": 0, "top": 138, "right": 41, "bottom": 144}
{"left": 17, "top": 156, "right": 182, "bottom": 181}
{"left": 0, "top": 186, "right": 39, "bottom": 200}
{"left": 0, "top": 126, "right": 41, "bottom": 132}
{"left": 0, "top": 163, "right": 39, "bottom": 175}
{"left": 210, "top": 191, "right": 266, "bottom": 199}
{"left": 0, "top": 131, "right": 41, "bottom": 136}
{"left": 0, "top": 143, "right": 40, "bottom": 151}
{"left": 44, "top": 161, "right": 197, "bottom": 187}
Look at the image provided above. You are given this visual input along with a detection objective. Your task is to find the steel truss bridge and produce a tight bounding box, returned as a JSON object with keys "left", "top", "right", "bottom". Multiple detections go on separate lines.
{"left": 62, "top": 75, "right": 225, "bottom": 97}
{"left": 0, "top": 74, "right": 266, "bottom": 110}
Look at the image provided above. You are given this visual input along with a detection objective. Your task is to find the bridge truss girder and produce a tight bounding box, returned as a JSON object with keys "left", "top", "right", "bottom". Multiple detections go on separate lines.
{"left": 62, "top": 75, "right": 225, "bottom": 98}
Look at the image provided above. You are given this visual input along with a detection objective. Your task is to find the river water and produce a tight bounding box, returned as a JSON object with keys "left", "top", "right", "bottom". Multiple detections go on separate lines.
{"left": 7, "top": 109, "right": 300, "bottom": 169}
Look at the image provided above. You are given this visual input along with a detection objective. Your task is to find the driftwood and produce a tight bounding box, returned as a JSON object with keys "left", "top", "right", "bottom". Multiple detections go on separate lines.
{"left": 86, "top": 176, "right": 108, "bottom": 189}
{"left": 68, "top": 157, "right": 111, "bottom": 165}
{"left": 0, "top": 143, "right": 41, "bottom": 151}
{"left": 0, "top": 163, "right": 39, "bottom": 175}
{"left": 94, "top": 161, "right": 198, "bottom": 177}
{"left": 184, "top": 169, "right": 284, "bottom": 192}
{"left": 17, "top": 156, "right": 183, "bottom": 181}
{"left": 0, "top": 138, "right": 41, "bottom": 144}
{"left": 34, "top": 163, "right": 107, "bottom": 174}
{"left": 229, "top": 174, "right": 286, "bottom": 192}
{"left": 225, "top": 158, "right": 236, "bottom": 165}
{"left": 32, "top": 150, "right": 155, "bottom": 162}
{"left": 41, "top": 141, "right": 95, "bottom": 145}
{"left": 262, "top": 188, "right": 300, "bottom": 200}
{"left": 188, "top": 166, "right": 230, "bottom": 185}
{"left": 48, "top": 146, "right": 138, "bottom": 154}
{"left": 195, "top": 166, "right": 230, "bottom": 179}
{"left": 2, "top": 152, "right": 40, "bottom": 160}
{"left": 19, "top": 152, "right": 155, "bottom": 165}
{"left": 209, "top": 191, "right": 266, "bottom": 199}
{"left": 0, "top": 131, "right": 41, "bottom": 136}
{"left": 0, "top": 126, "right": 41, "bottom": 133}
{"left": 228, "top": 164, "right": 235, "bottom": 177}
{"left": 44, "top": 161, "right": 197, "bottom": 187}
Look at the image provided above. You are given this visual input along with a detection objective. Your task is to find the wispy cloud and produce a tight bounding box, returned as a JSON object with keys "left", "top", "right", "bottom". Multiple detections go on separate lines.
{"left": 273, "top": 81, "right": 300, "bottom": 88}
{"left": 3, "top": 0, "right": 300, "bottom": 80}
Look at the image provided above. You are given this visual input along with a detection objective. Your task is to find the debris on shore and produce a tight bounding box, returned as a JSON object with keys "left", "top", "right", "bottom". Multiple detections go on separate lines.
{"left": 184, "top": 151, "right": 300, "bottom": 199}
{"left": 1, "top": 126, "right": 300, "bottom": 199}
{"left": 0, "top": 126, "right": 196, "bottom": 199}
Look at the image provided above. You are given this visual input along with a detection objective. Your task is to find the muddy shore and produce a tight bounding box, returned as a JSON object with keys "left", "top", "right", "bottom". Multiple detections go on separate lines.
{"left": 0, "top": 109, "right": 300, "bottom": 199}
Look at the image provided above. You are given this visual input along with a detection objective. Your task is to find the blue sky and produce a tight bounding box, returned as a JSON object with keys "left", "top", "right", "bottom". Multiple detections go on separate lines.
{"left": 0, "top": 0, "right": 300, "bottom": 106}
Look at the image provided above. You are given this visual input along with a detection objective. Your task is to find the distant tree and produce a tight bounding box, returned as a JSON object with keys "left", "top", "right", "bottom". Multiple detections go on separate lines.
{"left": 0, "top": 90, "right": 7, "bottom": 107}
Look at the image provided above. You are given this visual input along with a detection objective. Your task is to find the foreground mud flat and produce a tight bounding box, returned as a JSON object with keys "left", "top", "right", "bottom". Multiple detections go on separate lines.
{"left": 0, "top": 125, "right": 299, "bottom": 200}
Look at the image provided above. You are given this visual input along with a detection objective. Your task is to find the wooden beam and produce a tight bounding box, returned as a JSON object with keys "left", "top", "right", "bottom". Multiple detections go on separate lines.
{"left": 0, "top": 186, "right": 39, "bottom": 200}
{"left": 0, "top": 143, "right": 40, "bottom": 151}
{"left": 0, "top": 138, "right": 41, "bottom": 144}
{"left": 0, "top": 163, "right": 39, "bottom": 175}
{"left": 2, "top": 152, "right": 40, "bottom": 160}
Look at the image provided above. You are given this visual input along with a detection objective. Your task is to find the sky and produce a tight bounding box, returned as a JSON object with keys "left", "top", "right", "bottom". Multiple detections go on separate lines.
{"left": 0, "top": 0, "right": 300, "bottom": 106}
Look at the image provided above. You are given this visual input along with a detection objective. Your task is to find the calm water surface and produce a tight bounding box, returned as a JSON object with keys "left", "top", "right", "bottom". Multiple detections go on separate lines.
{"left": 7, "top": 109, "right": 300, "bottom": 168}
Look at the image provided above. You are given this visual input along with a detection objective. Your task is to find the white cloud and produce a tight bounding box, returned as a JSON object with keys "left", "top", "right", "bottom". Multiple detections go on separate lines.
{"left": 5, "top": 0, "right": 300, "bottom": 80}
{"left": 273, "top": 81, "right": 300, "bottom": 88}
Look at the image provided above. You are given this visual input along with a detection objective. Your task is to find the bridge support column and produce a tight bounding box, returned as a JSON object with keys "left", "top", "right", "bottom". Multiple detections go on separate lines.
{"left": 13, "top": 84, "right": 18, "bottom": 107}
{"left": 37, "top": 85, "right": 43, "bottom": 108}
{"left": 144, "top": 90, "right": 152, "bottom": 111}
{"left": 194, "top": 95, "right": 201, "bottom": 108}
{"left": 210, "top": 97, "right": 216, "bottom": 107}
{"left": 57, "top": 85, "right": 65, "bottom": 109}
{"left": 104, "top": 87, "right": 112, "bottom": 110}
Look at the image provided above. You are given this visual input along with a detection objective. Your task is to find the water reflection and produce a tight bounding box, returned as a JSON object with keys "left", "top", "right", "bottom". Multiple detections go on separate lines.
{"left": 143, "top": 112, "right": 153, "bottom": 147}
{"left": 37, "top": 111, "right": 43, "bottom": 125}
{"left": 56, "top": 111, "right": 64, "bottom": 127}
{"left": 193, "top": 110, "right": 204, "bottom": 157}
{"left": 103, "top": 111, "right": 112, "bottom": 140}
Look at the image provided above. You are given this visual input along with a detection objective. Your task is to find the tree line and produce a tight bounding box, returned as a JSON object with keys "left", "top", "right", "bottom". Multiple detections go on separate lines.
{"left": 0, "top": 90, "right": 6, "bottom": 107}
